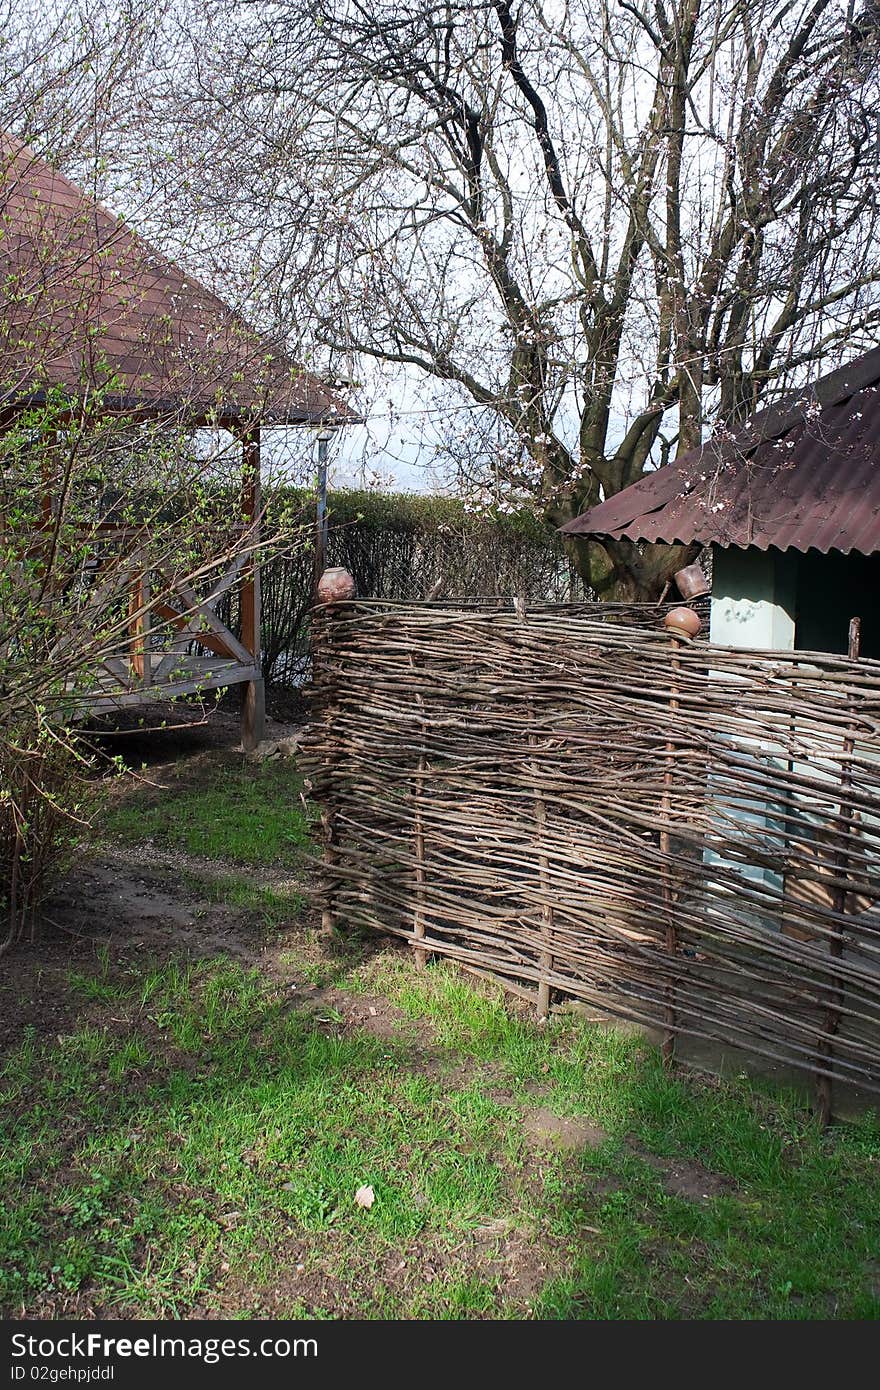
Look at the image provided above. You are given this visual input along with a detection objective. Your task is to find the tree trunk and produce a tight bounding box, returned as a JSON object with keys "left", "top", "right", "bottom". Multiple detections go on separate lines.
{"left": 563, "top": 532, "right": 700, "bottom": 602}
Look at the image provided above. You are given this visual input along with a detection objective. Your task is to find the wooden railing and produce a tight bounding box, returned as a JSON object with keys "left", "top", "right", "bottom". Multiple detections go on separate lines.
{"left": 55, "top": 525, "right": 261, "bottom": 712}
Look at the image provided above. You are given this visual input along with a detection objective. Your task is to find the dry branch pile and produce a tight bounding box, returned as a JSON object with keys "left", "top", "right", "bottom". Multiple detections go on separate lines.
{"left": 304, "top": 601, "right": 880, "bottom": 1106}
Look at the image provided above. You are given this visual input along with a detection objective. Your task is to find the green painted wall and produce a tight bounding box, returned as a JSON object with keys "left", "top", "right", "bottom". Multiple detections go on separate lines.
{"left": 709, "top": 547, "right": 797, "bottom": 650}
{"left": 709, "top": 545, "right": 879, "bottom": 657}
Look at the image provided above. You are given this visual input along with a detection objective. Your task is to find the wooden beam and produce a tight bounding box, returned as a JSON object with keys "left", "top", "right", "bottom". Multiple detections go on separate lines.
{"left": 240, "top": 427, "right": 265, "bottom": 750}
{"left": 242, "top": 676, "right": 266, "bottom": 752}
{"left": 150, "top": 582, "right": 254, "bottom": 667}
{"left": 128, "top": 558, "right": 150, "bottom": 682}
{"left": 77, "top": 660, "right": 260, "bottom": 713}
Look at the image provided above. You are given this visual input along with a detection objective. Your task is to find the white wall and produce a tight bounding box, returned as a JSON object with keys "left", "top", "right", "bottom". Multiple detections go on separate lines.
{"left": 706, "top": 545, "right": 797, "bottom": 901}
{"left": 709, "top": 546, "right": 797, "bottom": 650}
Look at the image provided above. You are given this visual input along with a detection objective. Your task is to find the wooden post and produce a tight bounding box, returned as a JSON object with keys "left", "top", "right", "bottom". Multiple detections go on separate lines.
{"left": 413, "top": 754, "right": 429, "bottom": 967}
{"left": 515, "top": 596, "right": 554, "bottom": 1017}
{"left": 660, "top": 635, "right": 681, "bottom": 1067}
{"left": 317, "top": 606, "right": 340, "bottom": 937}
{"left": 240, "top": 427, "right": 265, "bottom": 751}
{"left": 532, "top": 734, "right": 554, "bottom": 1019}
{"left": 410, "top": 653, "right": 429, "bottom": 967}
{"left": 320, "top": 796, "right": 338, "bottom": 937}
{"left": 816, "top": 616, "right": 861, "bottom": 1126}
{"left": 127, "top": 554, "right": 151, "bottom": 685}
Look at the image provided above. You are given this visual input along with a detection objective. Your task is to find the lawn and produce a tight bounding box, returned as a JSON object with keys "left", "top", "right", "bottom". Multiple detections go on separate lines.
{"left": 2, "top": 742, "right": 879, "bottom": 1320}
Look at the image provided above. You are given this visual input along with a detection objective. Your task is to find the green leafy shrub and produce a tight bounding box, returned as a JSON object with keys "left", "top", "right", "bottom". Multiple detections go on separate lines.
{"left": 0, "top": 718, "right": 93, "bottom": 951}
{"left": 0, "top": 381, "right": 307, "bottom": 941}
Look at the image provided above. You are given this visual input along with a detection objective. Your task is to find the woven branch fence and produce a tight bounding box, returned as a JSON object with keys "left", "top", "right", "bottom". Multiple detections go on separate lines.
{"left": 303, "top": 600, "right": 880, "bottom": 1115}
{"left": 217, "top": 491, "right": 588, "bottom": 687}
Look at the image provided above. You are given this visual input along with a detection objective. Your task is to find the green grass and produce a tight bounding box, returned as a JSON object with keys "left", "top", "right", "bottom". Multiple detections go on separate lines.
{"left": 101, "top": 760, "right": 312, "bottom": 865}
{"left": 181, "top": 868, "right": 307, "bottom": 931}
{"left": 5, "top": 749, "right": 879, "bottom": 1319}
{"left": 3, "top": 950, "right": 880, "bottom": 1319}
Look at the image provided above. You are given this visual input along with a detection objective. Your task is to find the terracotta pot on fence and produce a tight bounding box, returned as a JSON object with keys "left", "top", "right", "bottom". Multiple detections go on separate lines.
{"left": 663, "top": 606, "right": 701, "bottom": 638}
{"left": 673, "top": 561, "right": 710, "bottom": 600}
{"left": 317, "top": 567, "right": 357, "bottom": 604}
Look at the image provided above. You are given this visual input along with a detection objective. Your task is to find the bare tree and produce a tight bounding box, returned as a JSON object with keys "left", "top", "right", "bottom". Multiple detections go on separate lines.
{"left": 125, "top": 0, "right": 880, "bottom": 597}
{"left": 0, "top": 2, "right": 153, "bottom": 163}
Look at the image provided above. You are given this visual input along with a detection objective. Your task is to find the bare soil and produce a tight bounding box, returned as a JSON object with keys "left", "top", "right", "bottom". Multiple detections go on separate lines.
{"left": 1, "top": 706, "right": 298, "bottom": 1055}
{"left": 521, "top": 1109, "right": 609, "bottom": 1152}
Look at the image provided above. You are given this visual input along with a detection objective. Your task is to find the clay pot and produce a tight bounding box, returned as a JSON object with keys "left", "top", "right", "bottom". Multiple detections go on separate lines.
{"left": 673, "top": 561, "right": 710, "bottom": 600}
{"left": 317, "top": 566, "right": 357, "bottom": 604}
{"left": 663, "top": 606, "right": 701, "bottom": 639}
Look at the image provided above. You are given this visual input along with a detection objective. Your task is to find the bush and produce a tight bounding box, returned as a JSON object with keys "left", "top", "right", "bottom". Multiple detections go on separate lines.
{"left": 0, "top": 720, "right": 92, "bottom": 952}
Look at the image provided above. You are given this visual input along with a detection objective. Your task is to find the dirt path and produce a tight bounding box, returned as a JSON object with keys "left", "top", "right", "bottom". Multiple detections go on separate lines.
{"left": 2, "top": 707, "right": 305, "bottom": 1050}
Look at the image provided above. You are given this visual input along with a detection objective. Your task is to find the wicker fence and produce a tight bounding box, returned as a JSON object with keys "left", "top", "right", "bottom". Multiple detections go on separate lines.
{"left": 304, "top": 600, "right": 880, "bottom": 1114}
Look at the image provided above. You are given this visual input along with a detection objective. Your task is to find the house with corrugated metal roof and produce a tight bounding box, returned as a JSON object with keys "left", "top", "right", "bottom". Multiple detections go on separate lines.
{"left": 562, "top": 347, "right": 880, "bottom": 659}
{"left": 0, "top": 131, "right": 355, "bottom": 746}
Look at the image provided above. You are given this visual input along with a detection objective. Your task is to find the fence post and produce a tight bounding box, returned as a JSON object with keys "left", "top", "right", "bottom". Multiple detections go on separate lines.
{"left": 127, "top": 550, "right": 151, "bottom": 686}
{"left": 240, "top": 428, "right": 265, "bottom": 751}
{"left": 659, "top": 641, "right": 679, "bottom": 1066}
{"left": 532, "top": 751, "right": 555, "bottom": 1020}
{"left": 659, "top": 607, "right": 699, "bottom": 1067}
{"left": 816, "top": 615, "right": 861, "bottom": 1126}
{"left": 318, "top": 604, "right": 339, "bottom": 938}
{"left": 515, "top": 596, "right": 555, "bottom": 1019}
{"left": 313, "top": 570, "right": 357, "bottom": 938}
{"left": 410, "top": 653, "right": 429, "bottom": 969}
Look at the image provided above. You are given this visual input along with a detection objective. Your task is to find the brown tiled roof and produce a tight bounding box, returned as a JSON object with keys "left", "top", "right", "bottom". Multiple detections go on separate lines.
{"left": 0, "top": 133, "right": 355, "bottom": 426}
{"left": 561, "top": 346, "right": 880, "bottom": 555}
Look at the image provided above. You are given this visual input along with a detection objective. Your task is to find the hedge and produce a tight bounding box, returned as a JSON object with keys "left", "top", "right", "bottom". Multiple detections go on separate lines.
{"left": 254, "top": 489, "right": 588, "bottom": 686}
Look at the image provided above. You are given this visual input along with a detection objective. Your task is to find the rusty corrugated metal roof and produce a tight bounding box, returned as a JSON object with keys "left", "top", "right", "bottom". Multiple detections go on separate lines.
{"left": 561, "top": 347, "right": 880, "bottom": 554}
{"left": 0, "top": 133, "right": 356, "bottom": 426}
